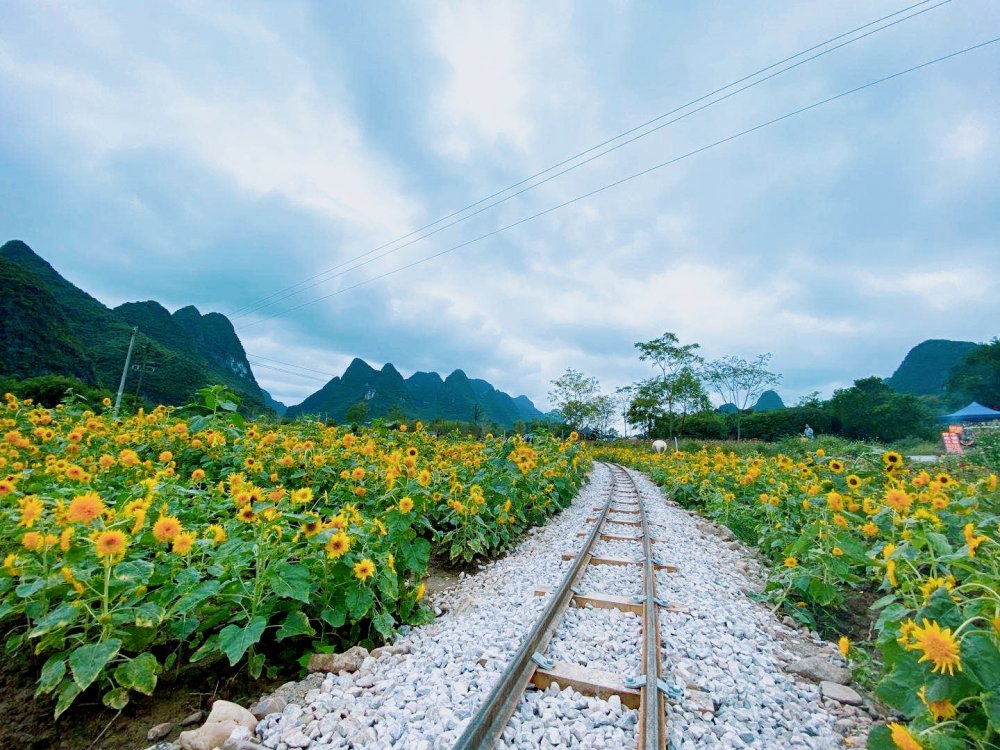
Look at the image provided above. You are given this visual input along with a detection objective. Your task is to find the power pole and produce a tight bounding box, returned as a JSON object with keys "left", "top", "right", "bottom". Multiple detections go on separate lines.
{"left": 113, "top": 327, "right": 139, "bottom": 419}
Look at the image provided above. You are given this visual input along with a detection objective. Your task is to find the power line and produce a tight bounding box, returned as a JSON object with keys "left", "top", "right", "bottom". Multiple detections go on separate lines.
{"left": 228, "top": 0, "right": 948, "bottom": 320}
{"left": 237, "top": 36, "right": 1000, "bottom": 330}
{"left": 246, "top": 353, "right": 340, "bottom": 378}
{"left": 246, "top": 358, "right": 332, "bottom": 383}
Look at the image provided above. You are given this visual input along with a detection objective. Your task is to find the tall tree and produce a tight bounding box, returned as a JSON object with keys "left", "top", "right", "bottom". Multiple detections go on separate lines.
{"left": 703, "top": 353, "right": 781, "bottom": 440}
{"left": 634, "top": 332, "right": 705, "bottom": 437}
{"left": 830, "top": 377, "right": 932, "bottom": 441}
{"left": 549, "top": 368, "right": 600, "bottom": 429}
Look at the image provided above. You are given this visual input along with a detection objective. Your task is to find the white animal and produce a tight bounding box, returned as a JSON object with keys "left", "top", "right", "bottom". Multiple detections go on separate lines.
{"left": 652, "top": 439, "right": 668, "bottom": 454}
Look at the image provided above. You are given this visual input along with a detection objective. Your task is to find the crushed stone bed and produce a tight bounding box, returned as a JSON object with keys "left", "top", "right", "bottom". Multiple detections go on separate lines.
{"left": 577, "top": 559, "right": 644, "bottom": 596}
{"left": 544, "top": 604, "right": 643, "bottom": 675}
{"left": 590, "top": 537, "right": 643, "bottom": 559}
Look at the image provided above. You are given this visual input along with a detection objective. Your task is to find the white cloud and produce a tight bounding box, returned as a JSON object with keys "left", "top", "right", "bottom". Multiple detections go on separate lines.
{"left": 941, "top": 115, "right": 990, "bottom": 161}
{"left": 0, "top": 5, "right": 419, "bottom": 240}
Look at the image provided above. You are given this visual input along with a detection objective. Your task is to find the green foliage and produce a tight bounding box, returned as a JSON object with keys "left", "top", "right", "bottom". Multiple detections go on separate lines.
{"left": 947, "top": 339, "right": 1000, "bottom": 408}
{"left": 733, "top": 406, "right": 832, "bottom": 441}
{"left": 829, "top": 377, "right": 934, "bottom": 442}
{"left": 0, "top": 375, "right": 112, "bottom": 408}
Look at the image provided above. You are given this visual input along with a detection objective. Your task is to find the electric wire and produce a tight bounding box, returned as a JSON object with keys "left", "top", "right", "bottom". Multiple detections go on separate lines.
{"left": 237, "top": 36, "right": 1000, "bottom": 330}
{"left": 228, "top": 0, "right": 949, "bottom": 320}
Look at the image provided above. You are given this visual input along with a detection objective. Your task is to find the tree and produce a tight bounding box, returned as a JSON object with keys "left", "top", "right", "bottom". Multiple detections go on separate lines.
{"left": 634, "top": 332, "right": 705, "bottom": 437}
{"left": 549, "top": 368, "right": 600, "bottom": 429}
{"left": 345, "top": 401, "right": 369, "bottom": 425}
{"left": 592, "top": 394, "right": 616, "bottom": 437}
{"left": 829, "top": 377, "right": 932, "bottom": 442}
{"left": 614, "top": 385, "right": 635, "bottom": 437}
{"left": 947, "top": 339, "right": 1000, "bottom": 408}
{"left": 625, "top": 379, "right": 665, "bottom": 436}
{"left": 703, "top": 353, "right": 781, "bottom": 440}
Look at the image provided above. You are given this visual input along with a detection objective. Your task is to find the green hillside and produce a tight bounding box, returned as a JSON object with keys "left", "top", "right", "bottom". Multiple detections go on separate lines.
{"left": 885, "top": 339, "right": 981, "bottom": 395}
{"left": 286, "top": 359, "right": 545, "bottom": 427}
{"left": 0, "top": 240, "right": 265, "bottom": 411}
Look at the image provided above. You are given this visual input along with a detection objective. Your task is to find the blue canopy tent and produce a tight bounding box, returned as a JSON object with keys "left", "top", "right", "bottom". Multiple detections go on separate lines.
{"left": 940, "top": 402, "right": 1000, "bottom": 422}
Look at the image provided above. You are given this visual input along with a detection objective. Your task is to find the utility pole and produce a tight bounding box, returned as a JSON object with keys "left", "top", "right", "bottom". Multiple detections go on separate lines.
{"left": 113, "top": 327, "right": 138, "bottom": 419}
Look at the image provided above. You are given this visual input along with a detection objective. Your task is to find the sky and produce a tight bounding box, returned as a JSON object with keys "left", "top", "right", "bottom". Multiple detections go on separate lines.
{"left": 1, "top": 0, "right": 998, "bottom": 410}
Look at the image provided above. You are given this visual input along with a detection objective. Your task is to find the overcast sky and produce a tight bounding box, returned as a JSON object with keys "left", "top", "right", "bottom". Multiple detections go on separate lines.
{"left": 1, "top": 1, "right": 998, "bottom": 409}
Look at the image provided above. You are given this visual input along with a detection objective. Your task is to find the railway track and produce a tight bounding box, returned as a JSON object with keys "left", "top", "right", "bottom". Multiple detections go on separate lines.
{"left": 453, "top": 462, "right": 673, "bottom": 749}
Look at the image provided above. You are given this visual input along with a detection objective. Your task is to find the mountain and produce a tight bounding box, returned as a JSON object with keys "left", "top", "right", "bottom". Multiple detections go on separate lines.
{"left": 0, "top": 240, "right": 266, "bottom": 411}
{"left": 752, "top": 390, "right": 785, "bottom": 411}
{"left": 886, "top": 339, "right": 982, "bottom": 396}
{"left": 285, "top": 358, "right": 545, "bottom": 426}
{"left": 262, "top": 389, "right": 287, "bottom": 416}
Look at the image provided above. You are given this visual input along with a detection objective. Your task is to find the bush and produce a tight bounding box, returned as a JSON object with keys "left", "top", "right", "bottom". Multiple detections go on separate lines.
{"left": 0, "top": 374, "right": 111, "bottom": 408}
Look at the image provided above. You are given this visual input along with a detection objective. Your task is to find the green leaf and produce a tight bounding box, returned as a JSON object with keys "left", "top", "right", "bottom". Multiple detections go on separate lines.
{"left": 69, "top": 639, "right": 122, "bottom": 691}
{"left": 865, "top": 724, "right": 894, "bottom": 750}
{"left": 113, "top": 653, "right": 161, "bottom": 695}
{"left": 37, "top": 655, "right": 66, "bottom": 696}
{"left": 189, "top": 634, "right": 218, "bottom": 663}
{"left": 400, "top": 538, "right": 431, "bottom": 573}
{"left": 270, "top": 563, "right": 311, "bottom": 603}
{"left": 962, "top": 631, "right": 1000, "bottom": 691}
{"left": 28, "top": 603, "right": 79, "bottom": 639}
{"left": 372, "top": 612, "right": 395, "bottom": 639}
{"left": 983, "top": 691, "right": 1000, "bottom": 727}
{"left": 875, "top": 651, "right": 926, "bottom": 717}
{"left": 133, "top": 602, "right": 166, "bottom": 628}
{"left": 276, "top": 611, "right": 314, "bottom": 641}
{"left": 925, "top": 532, "right": 953, "bottom": 556}
{"left": 15, "top": 578, "right": 47, "bottom": 599}
{"left": 102, "top": 687, "right": 130, "bottom": 710}
{"left": 174, "top": 580, "right": 220, "bottom": 614}
{"left": 248, "top": 651, "right": 265, "bottom": 679}
{"left": 218, "top": 616, "right": 267, "bottom": 666}
{"left": 321, "top": 606, "right": 346, "bottom": 628}
{"left": 346, "top": 587, "right": 374, "bottom": 619}
{"left": 54, "top": 679, "right": 82, "bottom": 719}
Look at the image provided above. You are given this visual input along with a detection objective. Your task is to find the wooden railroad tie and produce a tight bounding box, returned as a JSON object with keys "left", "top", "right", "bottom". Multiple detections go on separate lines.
{"left": 575, "top": 531, "right": 645, "bottom": 542}
{"left": 561, "top": 552, "right": 678, "bottom": 572}
{"left": 586, "top": 516, "right": 642, "bottom": 526}
{"left": 530, "top": 662, "right": 642, "bottom": 709}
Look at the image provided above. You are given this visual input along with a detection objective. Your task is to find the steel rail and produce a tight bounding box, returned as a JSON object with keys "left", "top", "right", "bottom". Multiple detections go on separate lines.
{"left": 450, "top": 462, "right": 617, "bottom": 749}
{"left": 630, "top": 464, "right": 666, "bottom": 748}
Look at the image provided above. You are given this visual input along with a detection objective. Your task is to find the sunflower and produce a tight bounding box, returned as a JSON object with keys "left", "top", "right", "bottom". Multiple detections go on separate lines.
{"left": 353, "top": 558, "right": 375, "bottom": 581}
{"left": 94, "top": 530, "right": 129, "bottom": 560}
{"left": 415, "top": 582, "right": 427, "bottom": 601}
{"left": 291, "top": 487, "right": 314, "bottom": 504}
{"left": 910, "top": 619, "right": 962, "bottom": 676}
{"left": 838, "top": 636, "right": 850, "bottom": 657}
{"left": 206, "top": 524, "right": 227, "bottom": 544}
{"left": 191, "top": 468, "right": 206, "bottom": 482}
{"left": 784, "top": 556, "right": 798, "bottom": 568}
{"left": 398, "top": 497, "right": 414, "bottom": 514}
{"left": 888, "top": 723, "right": 921, "bottom": 750}
{"left": 883, "top": 451, "right": 903, "bottom": 467}
{"left": 172, "top": 531, "right": 196, "bottom": 555}
{"left": 846, "top": 474, "right": 862, "bottom": 490}
{"left": 152, "top": 515, "right": 182, "bottom": 542}
{"left": 828, "top": 459, "right": 844, "bottom": 474}
{"left": 325, "top": 532, "right": 351, "bottom": 559}
{"left": 66, "top": 492, "right": 106, "bottom": 525}
{"left": 18, "top": 496, "right": 44, "bottom": 529}
{"left": 236, "top": 506, "right": 256, "bottom": 523}
{"left": 406, "top": 447, "right": 418, "bottom": 458}
{"left": 351, "top": 467, "right": 365, "bottom": 482}
{"left": 935, "top": 472, "right": 953, "bottom": 487}
{"left": 884, "top": 489, "right": 913, "bottom": 513}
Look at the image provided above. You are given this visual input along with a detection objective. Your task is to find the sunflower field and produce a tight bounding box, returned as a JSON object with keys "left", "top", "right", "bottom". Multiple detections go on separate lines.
{"left": 0, "top": 391, "right": 587, "bottom": 717}
{"left": 593, "top": 441, "right": 999, "bottom": 750}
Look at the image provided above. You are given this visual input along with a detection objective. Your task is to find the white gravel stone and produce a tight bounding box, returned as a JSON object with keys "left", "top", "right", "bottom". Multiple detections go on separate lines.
{"left": 545, "top": 605, "right": 642, "bottom": 674}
